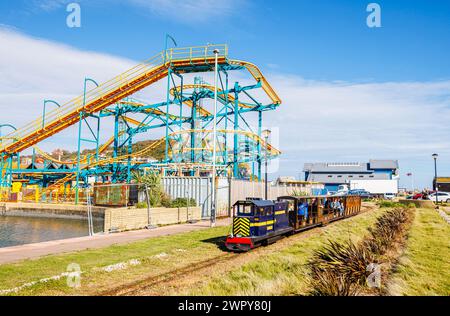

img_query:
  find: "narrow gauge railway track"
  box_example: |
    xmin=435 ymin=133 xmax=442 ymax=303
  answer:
xmin=100 ymin=252 xmax=240 ymax=296
xmin=100 ymin=203 xmax=375 ymax=296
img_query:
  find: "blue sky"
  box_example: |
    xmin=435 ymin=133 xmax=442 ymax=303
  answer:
xmin=0 ymin=0 xmax=449 ymax=188
xmin=2 ymin=0 xmax=449 ymax=81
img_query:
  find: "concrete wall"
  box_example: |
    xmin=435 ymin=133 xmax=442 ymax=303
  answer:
xmin=0 ymin=202 xmax=106 ymax=219
xmin=104 ymin=206 xmax=202 ymax=232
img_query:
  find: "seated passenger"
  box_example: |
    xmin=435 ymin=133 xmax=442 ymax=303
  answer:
xmin=336 ymin=199 xmax=344 ymax=216
xmin=298 ymin=199 xmax=309 ymax=219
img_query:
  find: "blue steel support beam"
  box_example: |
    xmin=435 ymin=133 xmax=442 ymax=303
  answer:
xmin=233 ymin=82 xmax=240 ymax=178
xmin=165 ymin=68 xmax=172 ymax=163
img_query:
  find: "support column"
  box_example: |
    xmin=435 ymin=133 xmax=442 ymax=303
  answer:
xmin=258 ymin=110 xmax=262 ymax=181
xmin=233 ymin=82 xmax=239 ymax=178
xmin=165 ymin=68 xmax=172 ymax=163
xmin=75 ymin=112 xmax=83 ymax=204
xmin=113 ymin=110 xmax=119 ymax=183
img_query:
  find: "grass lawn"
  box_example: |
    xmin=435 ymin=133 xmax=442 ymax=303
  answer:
xmin=0 ymin=226 xmax=230 ymax=296
xmin=183 ymin=207 xmax=387 ymax=296
xmin=3 ymin=205 xmax=446 ymax=296
xmin=387 ymin=208 xmax=450 ymax=296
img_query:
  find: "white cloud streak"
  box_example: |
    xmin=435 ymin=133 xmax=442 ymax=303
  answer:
xmin=266 ymin=74 xmax=450 ymax=187
xmin=126 ymin=0 xmax=242 ymax=22
xmin=29 ymin=0 xmax=243 ymax=23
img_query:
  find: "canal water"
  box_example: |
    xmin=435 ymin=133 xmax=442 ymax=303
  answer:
xmin=0 ymin=216 xmax=103 ymax=248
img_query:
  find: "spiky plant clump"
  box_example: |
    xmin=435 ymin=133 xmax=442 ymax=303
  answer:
xmin=309 ymin=240 xmax=374 ymax=285
xmin=308 ymin=207 xmax=414 ymax=296
xmin=309 ymin=269 xmax=361 ymax=296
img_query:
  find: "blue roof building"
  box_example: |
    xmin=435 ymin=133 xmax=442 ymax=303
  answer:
xmin=303 ymin=160 xmax=399 ymax=192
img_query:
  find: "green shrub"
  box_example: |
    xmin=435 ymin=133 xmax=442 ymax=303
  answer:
xmin=136 ymin=202 xmax=148 ymax=209
xmin=377 ymin=200 xmax=404 ymax=208
xmin=132 ymin=171 xmax=164 ymax=207
xmin=169 ymin=197 xmax=196 ymax=208
xmin=161 ymin=193 xmax=172 ymax=208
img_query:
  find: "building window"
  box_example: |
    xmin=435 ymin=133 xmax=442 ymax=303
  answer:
xmin=359 ymin=175 xmax=364 ymax=178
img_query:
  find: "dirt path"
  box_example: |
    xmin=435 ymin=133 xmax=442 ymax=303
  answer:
xmin=105 ymin=203 xmax=378 ymax=296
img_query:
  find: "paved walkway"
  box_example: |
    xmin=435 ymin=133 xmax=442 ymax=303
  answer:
xmin=0 ymin=218 xmax=231 ymax=265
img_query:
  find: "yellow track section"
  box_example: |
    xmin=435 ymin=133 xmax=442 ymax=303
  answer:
xmin=116 ymin=100 xmax=189 ymax=121
xmin=170 ymin=129 xmax=281 ymax=156
xmin=229 ymin=59 xmax=282 ymax=105
xmin=0 ymin=45 xmax=228 ymax=156
xmin=169 ymin=84 xmax=253 ymax=117
xmin=44 ymin=137 xmax=166 ymax=193
xmin=42 ymin=129 xmax=279 ymax=192
xmin=32 ymin=132 xmax=123 ymax=165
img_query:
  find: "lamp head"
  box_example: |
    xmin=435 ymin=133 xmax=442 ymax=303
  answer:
xmin=213 ymin=49 xmax=220 ymax=54
xmin=432 ymin=153 xmax=439 ymax=159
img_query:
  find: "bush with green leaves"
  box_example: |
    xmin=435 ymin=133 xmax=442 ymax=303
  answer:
xmin=169 ymin=197 xmax=196 ymax=208
xmin=132 ymin=171 xmax=166 ymax=207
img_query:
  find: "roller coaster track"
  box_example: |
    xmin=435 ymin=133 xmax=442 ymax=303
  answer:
xmin=169 ymin=84 xmax=253 ymax=118
xmin=43 ymin=136 xmax=167 ymax=192
xmin=32 ymin=132 xmax=123 ymax=166
xmin=0 ymin=45 xmax=281 ymax=158
xmin=116 ymin=100 xmax=190 ymax=121
xmin=229 ymin=59 xmax=281 ymax=105
xmin=41 ymin=128 xmax=280 ymax=192
xmin=0 ymin=45 xmax=228 ymax=156
xmin=170 ymin=129 xmax=281 ymax=156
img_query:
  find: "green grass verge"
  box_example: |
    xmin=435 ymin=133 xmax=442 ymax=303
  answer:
xmin=185 ymin=207 xmax=387 ymax=296
xmin=0 ymin=226 xmax=230 ymax=296
xmin=387 ymin=208 xmax=450 ymax=296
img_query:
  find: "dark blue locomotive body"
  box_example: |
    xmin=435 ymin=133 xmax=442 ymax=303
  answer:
xmin=225 ymin=199 xmax=292 ymax=251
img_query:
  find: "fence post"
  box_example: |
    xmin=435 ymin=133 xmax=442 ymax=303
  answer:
xmin=228 ymin=175 xmax=232 ymax=217
xmin=145 ymin=184 xmax=155 ymax=229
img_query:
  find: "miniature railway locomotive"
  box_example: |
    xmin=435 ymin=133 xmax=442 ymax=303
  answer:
xmin=225 ymin=195 xmax=362 ymax=251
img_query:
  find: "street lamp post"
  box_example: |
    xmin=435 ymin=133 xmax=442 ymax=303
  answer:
xmin=210 ymin=48 xmax=220 ymax=228
xmin=406 ymin=172 xmax=414 ymax=192
xmin=432 ymin=153 xmax=438 ymax=206
xmin=262 ymin=129 xmax=271 ymax=200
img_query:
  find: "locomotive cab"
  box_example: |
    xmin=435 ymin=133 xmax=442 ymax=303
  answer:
xmin=225 ymin=199 xmax=292 ymax=252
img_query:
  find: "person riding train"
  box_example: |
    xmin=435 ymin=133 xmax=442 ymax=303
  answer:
xmin=298 ymin=198 xmax=309 ymax=222
xmin=331 ymin=197 xmax=344 ymax=216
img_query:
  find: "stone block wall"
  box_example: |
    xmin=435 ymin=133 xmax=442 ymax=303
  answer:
xmin=104 ymin=206 xmax=202 ymax=232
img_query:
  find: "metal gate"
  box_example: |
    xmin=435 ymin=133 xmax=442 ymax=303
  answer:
xmin=161 ymin=177 xmax=231 ymax=219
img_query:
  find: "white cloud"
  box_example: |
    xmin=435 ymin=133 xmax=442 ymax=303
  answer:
xmin=28 ymin=0 xmax=243 ymax=23
xmin=265 ymin=74 xmax=450 ymax=188
xmin=31 ymin=0 xmax=71 ymax=12
xmin=126 ymin=0 xmax=243 ymax=23
xmin=0 ymin=27 xmax=135 ymax=151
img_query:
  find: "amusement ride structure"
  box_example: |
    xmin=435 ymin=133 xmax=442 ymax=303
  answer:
xmin=0 ymin=43 xmax=282 ymax=203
